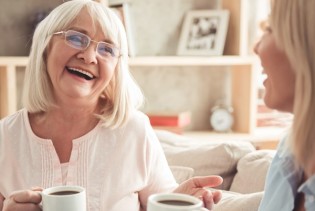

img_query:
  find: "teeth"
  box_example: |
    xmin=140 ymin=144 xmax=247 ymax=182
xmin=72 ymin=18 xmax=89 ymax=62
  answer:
xmin=67 ymin=67 xmax=94 ymax=78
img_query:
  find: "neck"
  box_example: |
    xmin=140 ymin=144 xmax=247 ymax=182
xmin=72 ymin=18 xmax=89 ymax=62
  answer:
xmin=29 ymin=101 xmax=102 ymax=140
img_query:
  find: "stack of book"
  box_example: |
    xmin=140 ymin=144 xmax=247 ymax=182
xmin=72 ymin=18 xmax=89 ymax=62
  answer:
xmin=146 ymin=111 xmax=191 ymax=134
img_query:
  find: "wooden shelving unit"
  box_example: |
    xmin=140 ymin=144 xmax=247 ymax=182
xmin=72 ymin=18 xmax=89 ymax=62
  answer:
xmin=0 ymin=57 xmax=28 ymax=119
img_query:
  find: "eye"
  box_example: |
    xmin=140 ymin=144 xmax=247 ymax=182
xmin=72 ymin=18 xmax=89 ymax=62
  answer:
xmin=66 ymin=34 xmax=89 ymax=48
xmin=98 ymin=43 xmax=116 ymax=57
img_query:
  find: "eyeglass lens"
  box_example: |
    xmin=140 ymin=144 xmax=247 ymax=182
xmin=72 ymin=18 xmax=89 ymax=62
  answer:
xmin=64 ymin=30 xmax=119 ymax=58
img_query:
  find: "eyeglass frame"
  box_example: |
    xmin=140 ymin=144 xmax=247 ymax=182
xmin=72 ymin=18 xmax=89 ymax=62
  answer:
xmin=53 ymin=30 xmax=122 ymax=59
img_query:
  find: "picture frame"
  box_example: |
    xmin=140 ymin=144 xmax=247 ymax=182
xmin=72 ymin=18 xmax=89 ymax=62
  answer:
xmin=177 ymin=10 xmax=230 ymax=56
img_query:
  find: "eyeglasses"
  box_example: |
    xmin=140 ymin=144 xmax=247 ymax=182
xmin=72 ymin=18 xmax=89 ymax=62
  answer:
xmin=53 ymin=30 xmax=121 ymax=58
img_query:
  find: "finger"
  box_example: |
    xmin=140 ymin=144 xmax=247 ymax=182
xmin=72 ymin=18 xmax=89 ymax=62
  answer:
xmin=192 ymin=176 xmax=223 ymax=188
xmin=31 ymin=187 xmax=43 ymax=192
xmin=4 ymin=202 xmax=42 ymax=211
xmin=12 ymin=190 xmax=42 ymax=204
xmin=202 ymin=191 xmax=214 ymax=210
xmin=212 ymin=190 xmax=222 ymax=204
xmin=193 ymin=189 xmax=214 ymax=210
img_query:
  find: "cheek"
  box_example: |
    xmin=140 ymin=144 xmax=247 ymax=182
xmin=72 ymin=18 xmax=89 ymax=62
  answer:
xmin=100 ymin=61 xmax=118 ymax=84
xmin=46 ymin=43 xmax=68 ymax=72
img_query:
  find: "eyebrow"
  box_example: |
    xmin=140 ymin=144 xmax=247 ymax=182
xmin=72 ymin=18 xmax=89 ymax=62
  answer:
xmin=67 ymin=27 xmax=115 ymax=44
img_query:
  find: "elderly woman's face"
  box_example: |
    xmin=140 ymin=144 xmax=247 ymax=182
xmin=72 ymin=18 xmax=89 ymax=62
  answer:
xmin=46 ymin=8 xmax=118 ymax=105
xmin=254 ymin=25 xmax=295 ymax=113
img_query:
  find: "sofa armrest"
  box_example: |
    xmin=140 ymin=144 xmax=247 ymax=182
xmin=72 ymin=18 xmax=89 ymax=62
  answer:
xmin=213 ymin=190 xmax=264 ymax=211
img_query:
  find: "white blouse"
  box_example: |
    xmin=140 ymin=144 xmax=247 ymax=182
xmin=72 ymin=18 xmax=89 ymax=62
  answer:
xmin=0 ymin=109 xmax=177 ymax=211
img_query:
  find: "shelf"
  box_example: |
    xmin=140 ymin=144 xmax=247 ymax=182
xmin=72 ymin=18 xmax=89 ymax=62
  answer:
xmin=0 ymin=57 xmax=28 ymax=66
xmin=183 ymin=127 xmax=285 ymax=150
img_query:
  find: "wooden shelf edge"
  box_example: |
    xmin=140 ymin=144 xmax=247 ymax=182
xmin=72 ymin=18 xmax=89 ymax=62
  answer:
xmin=0 ymin=57 xmax=28 ymax=66
xmin=0 ymin=56 xmax=257 ymax=68
xmin=129 ymin=56 xmax=256 ymax=66
xmin=183 ymin=127 xmax=285 ymax=149
xmin=183 ymin=127 xmax=285 ymax=141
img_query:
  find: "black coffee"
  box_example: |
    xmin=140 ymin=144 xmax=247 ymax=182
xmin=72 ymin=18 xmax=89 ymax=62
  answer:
xmin=49 ymin=191 xmax=80 ymax=195
xmin=158 ymin=200 xmax=194 ymax=206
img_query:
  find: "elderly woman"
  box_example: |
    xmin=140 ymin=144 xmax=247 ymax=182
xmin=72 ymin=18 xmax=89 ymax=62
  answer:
xmin=0 ymin=0 xmax=222 ymax=210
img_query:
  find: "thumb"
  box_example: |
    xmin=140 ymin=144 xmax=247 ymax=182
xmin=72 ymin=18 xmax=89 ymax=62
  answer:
xmin=191 ymin=175 xmax=223 ymax=188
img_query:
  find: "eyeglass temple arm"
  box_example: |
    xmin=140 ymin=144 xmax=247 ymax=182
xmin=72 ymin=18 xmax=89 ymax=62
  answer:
xmin=53 ymin=31 xmax=65 ymax=35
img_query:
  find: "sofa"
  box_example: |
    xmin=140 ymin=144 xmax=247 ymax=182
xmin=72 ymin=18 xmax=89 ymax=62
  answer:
xmin=155 ymin=129 xmax=277 ymax=211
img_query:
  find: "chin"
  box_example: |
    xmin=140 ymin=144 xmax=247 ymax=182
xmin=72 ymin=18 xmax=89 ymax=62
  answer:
xmin=263 ymin=96 xmax=278 ymax=110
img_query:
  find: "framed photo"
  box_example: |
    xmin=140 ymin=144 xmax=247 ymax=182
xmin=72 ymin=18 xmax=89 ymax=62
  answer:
xmin=177 ymin=10 xmax=229 ymax=56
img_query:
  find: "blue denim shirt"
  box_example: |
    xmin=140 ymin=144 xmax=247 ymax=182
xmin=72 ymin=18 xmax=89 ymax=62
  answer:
xmin=259 ymin=135 xmax=315 ymax=211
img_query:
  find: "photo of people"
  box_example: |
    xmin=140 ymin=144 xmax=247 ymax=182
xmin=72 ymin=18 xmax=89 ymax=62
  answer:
xmin=177 ymin=10 xmax=229 ymax=56
xmin=187 ymin=17 xmax=219 ymax=50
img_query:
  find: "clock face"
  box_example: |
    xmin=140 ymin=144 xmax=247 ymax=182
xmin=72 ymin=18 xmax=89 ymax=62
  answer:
xmin=210 ymin=108 xmax=234 ymax=132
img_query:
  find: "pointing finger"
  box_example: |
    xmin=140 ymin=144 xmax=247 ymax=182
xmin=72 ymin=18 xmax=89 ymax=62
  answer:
xmin=192 ymin=176 xmax=223 ymax=188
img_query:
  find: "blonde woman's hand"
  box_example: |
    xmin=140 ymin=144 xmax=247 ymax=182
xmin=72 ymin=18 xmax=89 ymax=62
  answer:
xmin=173 ymin=175 xmax=223 ymax=210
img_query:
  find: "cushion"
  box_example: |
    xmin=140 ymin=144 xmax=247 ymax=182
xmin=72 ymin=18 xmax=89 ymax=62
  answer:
xmin=169 ymin=165 xmax=194 ymax=184
xmin=230 ymin=150 xmax=276 ymax=194
xmin=155 ymin=129 xmax=255 ymax=190
xmin=213 ymin=190 xmax=263 ymax=211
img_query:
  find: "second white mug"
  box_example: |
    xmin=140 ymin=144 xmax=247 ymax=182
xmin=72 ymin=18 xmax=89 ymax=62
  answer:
xmin=147 ymin=193 xmax=207 ymax=211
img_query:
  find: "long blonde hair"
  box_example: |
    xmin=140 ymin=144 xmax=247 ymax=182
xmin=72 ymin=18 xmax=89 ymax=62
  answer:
xmin=23 ymin=0 xmax=143 ymax=129
xmin=271 ymin=0 xmax=315 ymax=174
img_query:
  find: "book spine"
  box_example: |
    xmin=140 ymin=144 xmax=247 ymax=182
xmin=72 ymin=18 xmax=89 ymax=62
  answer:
xmin=148 ymin=113 xmax=191 ymax=127
xmin=149 ymin=117 xmax=180 ymax=127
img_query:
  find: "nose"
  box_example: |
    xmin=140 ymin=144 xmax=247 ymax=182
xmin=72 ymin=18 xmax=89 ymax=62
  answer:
xmin=77 ymin=42 xmax=98 ymax=64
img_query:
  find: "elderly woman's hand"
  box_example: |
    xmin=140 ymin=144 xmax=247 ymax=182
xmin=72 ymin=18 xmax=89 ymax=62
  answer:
xmin=2 ymin=188 xmax=43 ymax=211
xmin=173 ymin=175 xmax=223 ymax=210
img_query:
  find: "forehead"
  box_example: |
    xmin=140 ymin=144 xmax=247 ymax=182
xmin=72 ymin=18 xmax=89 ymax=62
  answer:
xmin=69 ymin=8 xmax=102 ymax=37
xmin=58 ymin=6 xmax=120 ymax=46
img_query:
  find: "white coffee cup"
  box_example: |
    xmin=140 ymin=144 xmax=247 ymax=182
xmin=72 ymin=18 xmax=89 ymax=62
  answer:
xmin=148 ymin=193 xmax=208 ymax=211
xmin=41 ymin=185 xmax=86 ymax=211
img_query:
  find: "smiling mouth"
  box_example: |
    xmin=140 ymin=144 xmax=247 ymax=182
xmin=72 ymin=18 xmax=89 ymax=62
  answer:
xmin=66 ymin=67 xmax=95 ymax=80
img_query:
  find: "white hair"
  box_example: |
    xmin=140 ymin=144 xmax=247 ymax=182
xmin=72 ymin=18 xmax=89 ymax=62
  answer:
xmin=23 ymin=0 xmax=144 ymax=128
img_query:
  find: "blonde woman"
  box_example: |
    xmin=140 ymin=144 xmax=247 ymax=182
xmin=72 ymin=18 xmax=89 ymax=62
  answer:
xmin=0 ymin=0 xmax=222 ymax=210
xmin=254 ymin=0 xmax=315 ymax=210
